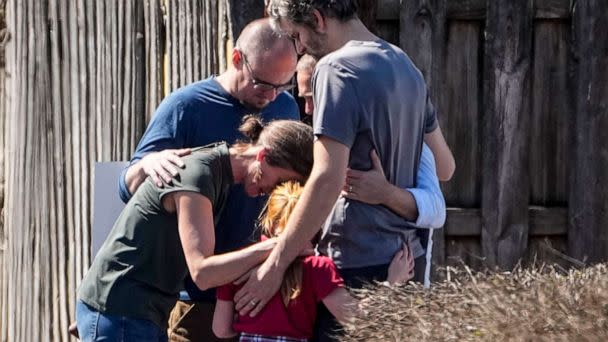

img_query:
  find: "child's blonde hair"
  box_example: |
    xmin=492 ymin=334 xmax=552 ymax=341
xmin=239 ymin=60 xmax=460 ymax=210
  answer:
xmin=259 ymin=181 xmax=304 ymax=306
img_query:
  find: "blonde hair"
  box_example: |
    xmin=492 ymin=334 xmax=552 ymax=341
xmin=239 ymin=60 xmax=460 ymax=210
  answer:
xmin=259 ymin=181 xmax=304 ymax=306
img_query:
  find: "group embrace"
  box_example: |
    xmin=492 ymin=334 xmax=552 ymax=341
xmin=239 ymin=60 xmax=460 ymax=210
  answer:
xmin=75 ymin=1 xmax=455 ymax=341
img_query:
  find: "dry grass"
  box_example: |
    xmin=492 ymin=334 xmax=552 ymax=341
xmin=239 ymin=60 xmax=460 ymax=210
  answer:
xmin=343 ymin=263 xmax=608 ymax=341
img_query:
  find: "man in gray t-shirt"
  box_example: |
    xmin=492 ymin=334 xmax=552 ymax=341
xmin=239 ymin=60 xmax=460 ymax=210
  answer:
xmin=235 ymin=3 xmax=452 ymax=338
xmin=313 ymin=40 xmax=437 ymax=270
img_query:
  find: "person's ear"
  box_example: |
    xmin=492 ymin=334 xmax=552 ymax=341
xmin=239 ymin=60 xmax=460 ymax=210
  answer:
xmin=232 ymin=48 xmax=244 ymax=69
xmin=311 ymin=9 xmax=326 ymax=33
xmin=256 ymin=147 xmax=268 ymax=162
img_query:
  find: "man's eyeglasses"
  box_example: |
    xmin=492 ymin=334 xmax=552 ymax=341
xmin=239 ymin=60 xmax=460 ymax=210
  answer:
xmin=242 ymin=53 xmax=295 ymax=93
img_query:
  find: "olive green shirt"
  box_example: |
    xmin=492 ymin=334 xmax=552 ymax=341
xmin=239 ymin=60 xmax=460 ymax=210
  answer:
xmin=78 ymin=142 xmax=233 ymax=329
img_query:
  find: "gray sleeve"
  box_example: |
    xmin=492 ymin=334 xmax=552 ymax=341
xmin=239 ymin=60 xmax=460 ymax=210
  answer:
xmin=158 ymin=159 xmax=216 ymax=205
xmin=424 ymin=91 xmax=439 ymax=133
xmin=312 ymin=62 xmax=360 ymax=148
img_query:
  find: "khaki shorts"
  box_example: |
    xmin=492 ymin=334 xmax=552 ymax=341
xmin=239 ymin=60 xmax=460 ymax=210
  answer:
xmin=167 ymin=300 xmax=238 ymax=342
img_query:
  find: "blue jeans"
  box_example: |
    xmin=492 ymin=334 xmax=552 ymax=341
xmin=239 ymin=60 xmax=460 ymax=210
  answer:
xmin=76 ymin=300 xmax=167 ymax=342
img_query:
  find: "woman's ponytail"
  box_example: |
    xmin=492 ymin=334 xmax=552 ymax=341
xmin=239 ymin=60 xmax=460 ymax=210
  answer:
xmin=238 ymin=115 xmax=265 ymax=143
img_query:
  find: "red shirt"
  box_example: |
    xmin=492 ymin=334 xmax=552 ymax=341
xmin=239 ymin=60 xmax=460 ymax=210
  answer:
xmin=216 ymin=256 xmax=344 ymax=339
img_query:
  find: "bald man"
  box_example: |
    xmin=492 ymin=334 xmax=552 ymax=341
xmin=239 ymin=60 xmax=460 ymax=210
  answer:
xmin=118 ymin=19 xmax=298 ymax=342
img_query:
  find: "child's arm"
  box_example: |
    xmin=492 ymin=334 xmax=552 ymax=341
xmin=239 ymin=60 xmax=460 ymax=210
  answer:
xmin=212 ymin=299 xmax=238 ymax=339
xmin=322 ymin=288 xmax=359 ymax=325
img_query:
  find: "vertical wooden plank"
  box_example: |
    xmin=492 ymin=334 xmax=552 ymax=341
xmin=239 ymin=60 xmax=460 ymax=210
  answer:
xmin=68 ymin=0 xmax=83 ymax=337
xmin=569 ymin=0 xmax=608 ymax=263
xmin=440 ymin=20 xmax=483 ymax=272
xmin=205 ymin=0 xmax=220 ymax=76
xmin=218 ymin=0 xmax=229 ymax=73
xmin=191 ymin=0 xmax=201 ymax=80
xmin=5 ymin=0 xmax=17 ymax=340
xmin=177 ymin=0 xmax=186 ymax=87
xmin=3 ymin=0 xmax=18 ymax=339
xmin=73 ymin=2 xmax=88 ymax=338
xmin=184 ymin=0 xmax=193 ymax=84
xmin=47 ymin=1 xmax=63 ymax=339
xmin=374 ymin=20 xmax=399 ymax=46
xmin=167 ymin=0 xmax=176 ymax=90
xmin=210 ymin=0 xmax=220 ymax=74
xmin=441 ymin=21 xmax=482 ymax=208
xmin=0 ymin=0 xmax=8 ymax=338
xmin=400 ymin=0 xmax=446 ymax=84
xmin=529 ymin=21 xmax=571 ymax=205
xmin=10 ymin=4 xmax=21 ymax=326
xmin=122 ymin=0 xmax=133 ymax=157
xmin=400 ymin=0 xmax=448 ymax=278
xmin=126 ymin=0 xmax=146 ymax=156
xmin=228 ymin=0 xmax=264 ymax=39
xmin=95 ymin=0 xmax=105 ymax=160
xmin=144 ymin=0 xmax=160 ymax=122
xmin=358 ymin=0 xmax=378 ymax=34
xmin=117 ymin=0 xmax=127 ymax=156
xmin=481 ymin=0 xmax=533 ymax=269
xmin=31 ymin=1 xmax=43 ymax=338
xmin=201 ymin=0 xmax=209 ymax=77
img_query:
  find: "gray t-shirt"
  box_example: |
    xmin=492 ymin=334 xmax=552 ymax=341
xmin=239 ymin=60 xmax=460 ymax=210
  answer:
xmin=78 ymin=143 xmax=233 ymax=328
xmin=313 ymin=40 xmax=438 ymax=269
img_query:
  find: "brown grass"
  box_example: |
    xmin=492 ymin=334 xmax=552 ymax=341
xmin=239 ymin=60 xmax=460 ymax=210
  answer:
xmin=343 ymin=263 xmax=608 ymax=341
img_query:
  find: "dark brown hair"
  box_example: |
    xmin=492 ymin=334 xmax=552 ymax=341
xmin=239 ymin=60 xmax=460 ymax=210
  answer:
xmin=238 ymin=115 xmax=314 ymax=179
xmin=267 ymin=0 xmax=359 ymax=29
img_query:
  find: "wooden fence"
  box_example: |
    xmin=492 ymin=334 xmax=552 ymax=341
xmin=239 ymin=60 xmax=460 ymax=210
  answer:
xmin=363 ymin=0 xmax=608 ymax=272
xmin=0 ymin=1 xmax=263 ymax=340
xmin=0 ymin=0 xmax=606 ymax=341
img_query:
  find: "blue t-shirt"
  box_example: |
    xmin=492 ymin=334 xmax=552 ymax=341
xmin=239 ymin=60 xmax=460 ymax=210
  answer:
xmin=118 ymin=77 xmax=299 ymax=300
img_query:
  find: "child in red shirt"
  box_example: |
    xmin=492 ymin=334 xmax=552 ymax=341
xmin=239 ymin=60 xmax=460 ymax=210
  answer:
xmin=212 ymin=181 xmax=414 ymax=341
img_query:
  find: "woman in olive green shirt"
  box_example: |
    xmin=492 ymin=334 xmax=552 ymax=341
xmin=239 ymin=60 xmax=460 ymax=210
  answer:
xmin=76 ymin=117 xmax=313 ymax=342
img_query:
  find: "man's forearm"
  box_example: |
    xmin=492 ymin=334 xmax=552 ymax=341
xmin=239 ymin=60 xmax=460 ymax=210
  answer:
xmin=124 ymin=162 xmax=146 ymax=196
xmin=382 ymin=184 xmax=419 ymax=221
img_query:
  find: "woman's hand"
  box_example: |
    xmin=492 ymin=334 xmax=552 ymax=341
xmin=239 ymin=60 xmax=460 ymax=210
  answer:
xmin=387 ymin=244 xmax=415 ymax=284
xmin=342 ymin=149 xmax=389 ymax=205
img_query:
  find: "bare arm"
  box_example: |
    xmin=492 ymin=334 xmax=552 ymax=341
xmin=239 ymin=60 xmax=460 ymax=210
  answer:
xmin=174 ymin=191 xmax=276 ymax=291
xmin=424 ymin=125 xmax=455 ymax=181
xmin=212 ymin=300 xmax=238 ymax=339
xmin=343 ymin=149 xmax=418 ymax=221
xmin=345 ymin=145 xmax=446 ymax=228
xmin=322 ymin=288 xmax=358 ymax=325
xmin=233 ymin=137 xmax=349 ymax=316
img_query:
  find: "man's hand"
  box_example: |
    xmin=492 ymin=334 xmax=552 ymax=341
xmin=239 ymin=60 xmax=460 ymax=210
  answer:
xmin=386 ymin=243 xmax=415 ymax=284
xmin=343 ymin=149 xmax=389 ymax=204
xmin=139 ymin=148 xmax=191 ymax=187
xmin=233 ymin=261 xmax=285 ymax=317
